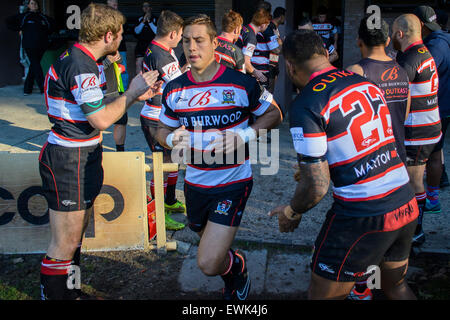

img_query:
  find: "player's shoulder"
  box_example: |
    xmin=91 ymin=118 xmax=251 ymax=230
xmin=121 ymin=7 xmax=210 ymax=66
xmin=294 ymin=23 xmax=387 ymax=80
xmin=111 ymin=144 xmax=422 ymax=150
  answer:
xmin=221 ymin=67 xmax=258 ymax=90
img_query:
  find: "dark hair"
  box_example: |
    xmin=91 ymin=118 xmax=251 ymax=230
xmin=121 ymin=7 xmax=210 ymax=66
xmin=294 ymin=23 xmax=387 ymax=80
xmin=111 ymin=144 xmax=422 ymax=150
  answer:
xmin=273 ymin=7 xmax=286 ymax=19
xmin=317 ymin=6 xmax=328 ymax=15
xmin=157 ymin=10 xmax=184 ymax=37
xmin=298 ymin=17 xmax=312 ymax=27
xmin=358 ymin=16 xmax=389 ymax=47
xmin=282 ymin=29 xmax=327 ymax=67
xmin=256 ymin=1 xmax=272 ymax=13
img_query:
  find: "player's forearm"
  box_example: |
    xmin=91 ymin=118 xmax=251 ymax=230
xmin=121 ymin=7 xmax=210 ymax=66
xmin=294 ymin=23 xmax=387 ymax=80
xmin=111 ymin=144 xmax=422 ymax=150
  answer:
xmin=89 ymin=92 xmax=136 ymax=131
xmin=244 ymin=56 xmax=254 ymax=74
xmin=156 ymin=125 xmax=175 ymax=149
xmin=251 ymin=104 xmax=283 ymax=134
xmin=290 ymin=161 xmax=330 ymax=213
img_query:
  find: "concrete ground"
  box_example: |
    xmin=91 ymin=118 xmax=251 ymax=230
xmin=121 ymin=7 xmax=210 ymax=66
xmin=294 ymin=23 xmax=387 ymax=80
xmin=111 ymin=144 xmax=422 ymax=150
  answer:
xmin=1 ymin=84 xmax=449 ymax=297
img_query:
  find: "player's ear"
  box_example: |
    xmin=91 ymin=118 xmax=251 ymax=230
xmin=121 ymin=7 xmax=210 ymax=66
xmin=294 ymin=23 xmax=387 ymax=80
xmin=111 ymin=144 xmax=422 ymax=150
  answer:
xmin=212 ymin=36 xmax=218 ymax=49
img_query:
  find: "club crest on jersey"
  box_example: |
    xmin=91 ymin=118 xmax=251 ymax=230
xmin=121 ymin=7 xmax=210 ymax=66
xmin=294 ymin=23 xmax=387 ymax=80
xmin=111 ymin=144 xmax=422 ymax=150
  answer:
xmin=215 ymin=200 xmax=232 ymax=215
xmin=222 ymin=89 xmax=235 ymax=104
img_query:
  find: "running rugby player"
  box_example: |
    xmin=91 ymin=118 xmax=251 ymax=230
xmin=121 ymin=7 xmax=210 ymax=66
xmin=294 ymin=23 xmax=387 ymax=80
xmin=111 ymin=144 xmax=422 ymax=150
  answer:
xmin=270 ymin=30 xmax=418 ymax=300
xmin=140 ymin=10 xmax=186 ymax=227
xmin=156 ymin=14 xmax=282 ymax=300
xmin=393 ymin=14 xmax=441 ymax=246
xmin=39 ymin=3 xmax=160 ymax=299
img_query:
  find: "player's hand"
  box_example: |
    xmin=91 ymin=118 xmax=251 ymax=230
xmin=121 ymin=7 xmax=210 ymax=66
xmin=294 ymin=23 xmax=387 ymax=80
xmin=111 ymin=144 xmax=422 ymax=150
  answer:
xmin=107 ymin=51 xmax=121 ymax=64
xmin=128 ymin=70 xmax=159 ymax=101
xmin=208 ymin=131 xmax=245 ymax=155
xmin=171 ymin=125 xmax=191 ymax=148
xmin=253 ymin=69 xmax=268 ymax=83
xmin=268 ymin=205 xmax=302 ymax=233
xmin=137 ymin=80 xmax=163 ymax=101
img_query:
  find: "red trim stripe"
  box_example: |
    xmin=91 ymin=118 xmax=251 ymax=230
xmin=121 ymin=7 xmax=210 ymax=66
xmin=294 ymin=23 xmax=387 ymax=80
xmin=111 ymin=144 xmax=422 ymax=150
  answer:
xmin=309 ymin=66 xmax=337 ymax=81
xmin=185 ymin=177 xmax=252 ymax=189
xmin=39 ymin=160 xmax=60 ymax=210
xmin=404 ymin=40 xmax=423 ymax=52
xmin=333 ymin=185 xmax=402 ymax=202
xmin=48 ymin=114 xmax=88 ymax=124
xmin=187 ymin=65 xmax=226 ymax=85
xmin=74 ymin=43 xmax=96 ymax=61
xmin=404 ymin=120 xmax=440 ymax=128
xmin=165 ymin=83 xmax=246 ymax=99
xmin=355 ymin=162 xmax=404 ymax=185
xmin=51 ymin=130 xmax=100 ymax=142
xmin=329 ymin=138 xmax=396 ymax=168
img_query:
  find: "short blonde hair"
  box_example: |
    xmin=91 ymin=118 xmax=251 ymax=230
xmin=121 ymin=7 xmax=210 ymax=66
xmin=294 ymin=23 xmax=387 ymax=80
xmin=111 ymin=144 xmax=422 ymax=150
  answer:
xmin=79 ymin=3 xmax=126 ymax=43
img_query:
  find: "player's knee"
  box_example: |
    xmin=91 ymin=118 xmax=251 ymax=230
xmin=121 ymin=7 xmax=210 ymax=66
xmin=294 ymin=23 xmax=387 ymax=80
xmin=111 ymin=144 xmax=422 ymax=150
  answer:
xmin=197 ymin=254 xmax=222 ymax=276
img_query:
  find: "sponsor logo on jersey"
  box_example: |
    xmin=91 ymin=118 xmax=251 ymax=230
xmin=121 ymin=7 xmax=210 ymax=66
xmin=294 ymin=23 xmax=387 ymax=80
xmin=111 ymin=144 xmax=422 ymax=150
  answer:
xmin=222 ymin=89 xmax=235 ymax=104
xmin=215 ymin=200 xmax=232 ymax=215
xmin=381 ymin=66 xmax=399 ymax=81
xmin=188 ymin=89 xmax=218 ymax=107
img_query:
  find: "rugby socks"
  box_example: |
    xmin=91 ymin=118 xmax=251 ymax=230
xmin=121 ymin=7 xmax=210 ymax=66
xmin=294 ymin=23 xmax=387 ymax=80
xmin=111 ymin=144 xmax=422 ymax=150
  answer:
xmin=150 ymin=179 xmax=167 ymax=199
xmin=426 ymin=185 xmax=439 ymax=206
xmin=40 ymin=256 xmax=72 ymax=300
xmin=220 ymin=249 xmax=236 ymax=288
xmin=354 ymin=280 xmax=368 ymax=294
xmin=70 ymin=242 xmax=82 ymax=297
xmin=165 ymin=172 xmax=179 ymax=206
xmin=116 ymin=144 xmax=125 ymax=152
xmin=415 ymin=192 xmax=426 ymax=232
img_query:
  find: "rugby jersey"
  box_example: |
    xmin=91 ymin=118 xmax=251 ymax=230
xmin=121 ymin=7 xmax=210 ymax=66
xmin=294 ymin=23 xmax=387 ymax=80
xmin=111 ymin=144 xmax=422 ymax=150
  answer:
xmin=160 ymin=64 xmax=273 ymax=193
xmin=289 ymin=66 xmax=414 ymax=217
xmin=252 ymin=22 xmax=279 ymax=73
xmin=396 ymin=40 xmax=441 ymax=145
xmin=215 ymin=36 xmax=245 ymax=73
xmin=44 ymin=43 xmax=106 ymax=147
xmin=141 ymin=40 xmax=183 ymax=122
xmin=312 ymin=20 xmax=337 ymax=48
xmin=358 ymin=58 xmax=410 ymax=163
xmin=236 ymin=24 xmax=257 ymax=59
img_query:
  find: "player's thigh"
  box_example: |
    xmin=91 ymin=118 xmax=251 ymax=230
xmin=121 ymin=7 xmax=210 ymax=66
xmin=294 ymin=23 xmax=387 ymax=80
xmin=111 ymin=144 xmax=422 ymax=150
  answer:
xmin=380 ymin=259 xmax=410 ymax=288
xmin=49 ymin=208 xmax=88 ymax=245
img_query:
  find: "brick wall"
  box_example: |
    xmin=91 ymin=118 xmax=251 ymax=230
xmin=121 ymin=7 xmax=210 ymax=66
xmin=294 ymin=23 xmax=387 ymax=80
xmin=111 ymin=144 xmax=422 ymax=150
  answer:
xmin=342 ymin=0 xmax=366 ymax=68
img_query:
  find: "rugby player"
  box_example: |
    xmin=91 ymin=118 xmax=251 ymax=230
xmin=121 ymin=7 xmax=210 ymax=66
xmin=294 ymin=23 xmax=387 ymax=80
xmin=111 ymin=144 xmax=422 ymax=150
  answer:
xmin=346 ymin=16 xmax=411 ymax=300
xmin=270 ymin=29 xmax=418 ymax=300
xmin=39 ymin=3 xmax=160 ymax=299
xmin=347 ymin=17 xmax=410 ymax=165
xmin=215 ymin=10 xmax=245 ymax=73
xmin=414 ymin=5 xmax=450 ymax=211
xmin=312 ymin=6 xmax=338 ymax=60
xmin=235 ymin=8 xmax=271 ymax=84
xmin=298 ymin=17 xmax=338 ymax=63
xmin=140 ymin=10 xmax=186 ymax=228
xmin=393 ymin=14 xmax=441 ymax=246
xmin=156 ymin=14 xmax=282 ymax=300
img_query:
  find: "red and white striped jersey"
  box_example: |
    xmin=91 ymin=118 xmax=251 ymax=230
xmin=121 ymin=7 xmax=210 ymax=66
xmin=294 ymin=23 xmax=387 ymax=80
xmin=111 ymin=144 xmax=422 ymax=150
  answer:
xmin=160 ymin=64 xmax=273 ymax=193
xmin=44 ymin=43 xmax=106 ymax=147
xmin=289 ymin=66 xmax=414 ymax=217
xmin=396 ymin=40 xmax=441 ymax=146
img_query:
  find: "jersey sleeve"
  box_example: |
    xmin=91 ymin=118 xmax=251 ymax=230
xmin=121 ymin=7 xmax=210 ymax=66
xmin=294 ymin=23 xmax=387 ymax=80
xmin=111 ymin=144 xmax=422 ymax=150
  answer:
xmin=242 ymin=32 xmax=257 ymax=58
xmin=396 ymin=55 xmax=416 ymax=82
xmin=247 ymin=77 xmax=273 ymax=116
xmin=235 ymin=47 xmax=246 ymax=73
xmin=265 ymin=28 xmax=279 ymax=51
xmin=159 ymin=84 xmax=181 ymax=128
xmin=289 ymin=98 xmax=327 ymax=158
xmin=67 ymin=63 xmax=105 ymax=116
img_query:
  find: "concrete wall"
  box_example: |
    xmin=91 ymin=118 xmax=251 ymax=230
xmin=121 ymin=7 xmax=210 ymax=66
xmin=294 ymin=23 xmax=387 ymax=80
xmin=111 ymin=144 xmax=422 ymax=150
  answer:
xmin=342 ymin=0 xmax=366 ymax=68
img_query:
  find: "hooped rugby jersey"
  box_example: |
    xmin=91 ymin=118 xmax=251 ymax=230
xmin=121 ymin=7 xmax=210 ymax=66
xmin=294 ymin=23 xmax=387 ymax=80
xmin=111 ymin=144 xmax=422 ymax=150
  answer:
xmin=215 ymin=36 xmax=245 ymax=73
xmin=44 ymin=43 xmax=106 ymax=147
xmin=312 ymin=20 xmax=337 ymax=48
xmin=236 ymin=24 xmax=258 ymax=59
xmin=141 ymin=40 xmax=183 ymax=122
xmin=396 ymin=40 xmax=441 ymax=146
xmin=289 ymin=66 xmax=414 ymax=217
xmin=252 ymin=22 xmax=280 ymax=73
xmin=160 ymin=64 xmax=273 ymax=193
xmin=358 ymin=58 xmax=410 ymax=163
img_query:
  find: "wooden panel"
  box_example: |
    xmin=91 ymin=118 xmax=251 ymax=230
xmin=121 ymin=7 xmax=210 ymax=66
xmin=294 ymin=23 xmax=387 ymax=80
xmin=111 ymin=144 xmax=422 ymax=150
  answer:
xmin=0 ymin=152 xmax=149 ymax=254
